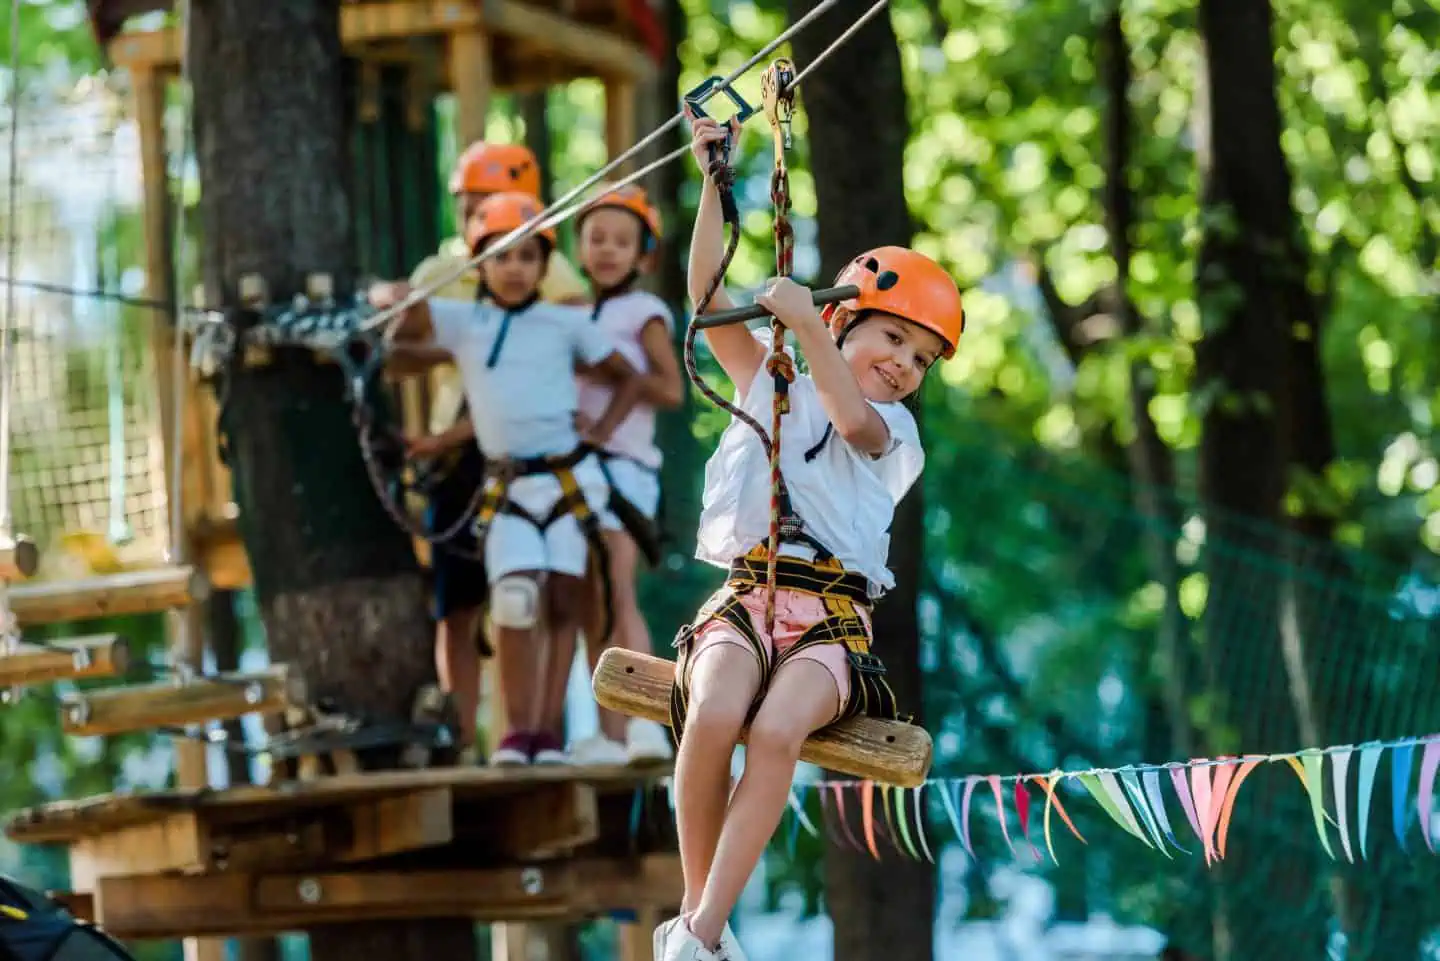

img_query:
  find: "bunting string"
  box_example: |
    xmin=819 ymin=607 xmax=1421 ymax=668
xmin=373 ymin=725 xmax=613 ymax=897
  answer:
xmin=646 ymin=733 xmax=1440 ymax=866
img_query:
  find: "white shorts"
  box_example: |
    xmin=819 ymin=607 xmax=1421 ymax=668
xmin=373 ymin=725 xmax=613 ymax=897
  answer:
xmin=483 ymin=454 xmax=609 ymax=581
xmin=598 ymin=456 xmax=662 ymax=532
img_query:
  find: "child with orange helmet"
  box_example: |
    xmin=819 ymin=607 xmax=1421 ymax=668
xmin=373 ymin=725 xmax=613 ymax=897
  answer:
xmin=376 ymin=191 xmax=644 ymax=767
xmin=566 ymin=184 xmax=684 ymax=767
xmin=404 ymin=141 xmax=589 ymax=763
xmin=654 ymin=114 xmax=965 ymax=961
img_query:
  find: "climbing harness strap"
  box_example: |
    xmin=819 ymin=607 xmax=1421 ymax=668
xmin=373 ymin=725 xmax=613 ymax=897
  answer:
xmin=472 ymin=445 xmax=616 ymax=645
xmin=668 ymin=545 xmax=903 ymax=745
xmin=593 ymin=452 xmax=665 ymax=568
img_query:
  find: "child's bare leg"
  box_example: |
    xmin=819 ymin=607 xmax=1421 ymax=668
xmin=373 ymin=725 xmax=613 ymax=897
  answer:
xmin=435 ymin=606 xmax=482 ymax=747
xmin=490 ymin=571 xmax=546 ymax=736
xmin=542 ymin=572 xmax=585 ymax=736
xmin=675 ymin=642 xmax=761 ymax=914
xmin=689 ymin=659 xmax=839 ymax=946
xmin=584 ymin=530 xmax=644 ymax=742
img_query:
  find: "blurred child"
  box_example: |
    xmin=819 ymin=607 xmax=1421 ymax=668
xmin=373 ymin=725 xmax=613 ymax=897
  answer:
xmin=376 ymin=191 xmax=643 ymax=766
xmin=654 ymin=112 xmax=966 ymax=961
xmin=566 ymin=184 xmax=684 ymax=766
xmin=405 ymin=141 xmax=589 ymax=758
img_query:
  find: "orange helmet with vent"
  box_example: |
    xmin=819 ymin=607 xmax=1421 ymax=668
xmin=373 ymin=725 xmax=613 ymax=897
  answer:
xmin=466 ymin=191 xmax=556 ymax=254
xmin=820 ymin=247 xmax=965 ymax=357
xmin=449 ymin=142 xmax=542 ymax=198
xmin=577 ymin=183 xmax=663 ymax=251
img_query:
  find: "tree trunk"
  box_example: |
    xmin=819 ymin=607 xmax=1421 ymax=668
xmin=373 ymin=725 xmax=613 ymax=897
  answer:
xmin=519 ymin=92 xmax=554 ymax=204
xmin=188 ymin=3 xmax=476 ymax=959
xmin=1193 ymin=1 xmax=1332 ymax=957
xmin=786 ymin=3 xmax=933 ymax=959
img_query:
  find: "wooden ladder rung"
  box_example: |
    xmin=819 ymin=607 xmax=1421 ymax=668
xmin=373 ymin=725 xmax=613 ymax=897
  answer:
xmin=60 ymin=663 xmax=306 ymax=737
xmin=0 ymin=634 xmax=129 ymax=686
xmin=592 ymin=649 xmax=933 ymax=788
xmin=7 ymin=565 xmax=204 ymax=626
xmin=0 ymin=533 xmax=39 ymax=581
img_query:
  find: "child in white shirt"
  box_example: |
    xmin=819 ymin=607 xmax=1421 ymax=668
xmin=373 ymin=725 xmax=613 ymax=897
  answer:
xmin=373 ymin=191 xmax=643 ymax=767
xmin=655 ymin=113 xmax=967 ymax=961
xmin=570 ymin=184 xmax=684 ymax=767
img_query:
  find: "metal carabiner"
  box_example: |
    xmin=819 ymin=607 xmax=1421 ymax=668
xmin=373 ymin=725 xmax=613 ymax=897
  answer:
xmin=760 ymin=58 xmax=797 ymax=155
xmin=683 ymin=75 xmax=758 ymax=163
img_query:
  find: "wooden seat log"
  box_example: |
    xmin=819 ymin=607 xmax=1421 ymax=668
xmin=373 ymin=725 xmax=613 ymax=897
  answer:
xmin=60 ymin=663 xmax=305 ymax=737
xmin=592 ymin=649 xmax=933 ymax=788
xmin=0 ymin=533 xmax=40 ymax=581
xmin=0 ymin=634 xmax=129 ymax=686
xmin=7 ymin=565 xmax=204 ymax=626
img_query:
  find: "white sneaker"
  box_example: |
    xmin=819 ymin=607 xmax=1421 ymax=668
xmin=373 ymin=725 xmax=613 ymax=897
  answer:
xmin=718 ymin=923 xmax=747 ymax=961
xmin=654 ymin=916 xmax=723 ymax=961
xmin=569 ymin=735 xmax=630 ymax=766
xmin=626 ymin=717 xmax=675 ymax=765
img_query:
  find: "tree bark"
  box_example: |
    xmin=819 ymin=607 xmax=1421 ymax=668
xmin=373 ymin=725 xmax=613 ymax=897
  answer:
xmin=188 ymin=3 xmax=475 ymax=959
xmin=786 ymin=3 xmax=933 ymax=959
xmin=1193 ymin=1 xmax=1331 ymax=957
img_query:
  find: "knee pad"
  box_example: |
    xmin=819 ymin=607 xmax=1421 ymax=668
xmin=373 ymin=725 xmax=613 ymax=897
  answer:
xmin=490 ymin=576 xmax=540 ymax=629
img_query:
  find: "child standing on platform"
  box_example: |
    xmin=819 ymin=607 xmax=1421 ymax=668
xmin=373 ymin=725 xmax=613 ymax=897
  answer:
xmin=654 ymin=114 xmax=966 ymax=961
xmin=376 ymin=191 xmax=643 ymax=767
xmin=405 ymin=141 xmax=589 ymax=759
xmin=567 ymin=184 xmax=683 ymax=767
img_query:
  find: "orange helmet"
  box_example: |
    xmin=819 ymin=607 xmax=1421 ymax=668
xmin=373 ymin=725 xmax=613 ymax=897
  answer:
xmin=466 ymin=191 xmax=556 ymax=254
xmin=577 ymin=183 xmax=663 ymax=251
xmin=449 ymin=141 xmax=542 ymax=198
xmin=820 ymin=247 xmax=965 ymax=357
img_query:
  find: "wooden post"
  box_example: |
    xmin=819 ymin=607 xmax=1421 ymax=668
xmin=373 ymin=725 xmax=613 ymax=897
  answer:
xmin=448 ymin=27 xmax=493 ymax=146
xmin=131 ymin=64 xmax=225 ymax=961
xmin=603 ymin=78 xmax=637 ymax=176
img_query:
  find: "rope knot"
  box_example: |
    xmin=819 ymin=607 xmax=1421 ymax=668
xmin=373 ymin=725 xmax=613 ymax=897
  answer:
xmin=766 ymin=350 xmax=795 ymax=383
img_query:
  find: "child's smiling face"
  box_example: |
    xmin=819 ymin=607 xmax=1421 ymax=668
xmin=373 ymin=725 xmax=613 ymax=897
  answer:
xmin=477 ymin=235 xmax=548 ymax=305
xmin=579 ymin=207 xmax=646 ymax=289
xmin=838 ymin=311 xmax=945 ymax=403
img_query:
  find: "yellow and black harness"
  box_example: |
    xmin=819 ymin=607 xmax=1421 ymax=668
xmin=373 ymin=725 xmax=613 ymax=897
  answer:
xmin=668 ymin=497 xmax=903 ymax=745
xmin=472 ymin=443 xmax=614 ymax=643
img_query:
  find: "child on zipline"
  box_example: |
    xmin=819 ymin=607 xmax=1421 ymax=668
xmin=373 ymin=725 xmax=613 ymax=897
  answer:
xmin=405 ymin=140 xmax=589 ymax=760
xmin=568 ymin=184 xmax=683 ymax=766
xmin=374 ymin=191 xmax=643 ymax=766
xmin=656 ymin=113 xmax=965 ymax=961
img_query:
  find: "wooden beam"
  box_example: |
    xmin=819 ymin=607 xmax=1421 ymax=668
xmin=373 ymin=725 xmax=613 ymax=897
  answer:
xmin=603 ymin=77 xmax=637 ymax=173
xmin=4 ymin=765 xmax=666 ymax=844
xmin=448 ymin=25 xmax=493 ymax=145
xmin=69 ymin=812 xmax=210 ymax=890
xmin=104 ymin=0 xmax=654 ymax=82
xmin=593 ymin=649 xmax=933 ymax=788
xmin=478 ymin=782 xmax=598 ymax=858
xmin=0 ymin=533 xmax=39 ymax=581
xmin=0 ymin=634 xmax=129 ymax=686
xmin=60 ymin=663 xmax=305 ymax=737
xmin=92 ymin=855 xmax=683 ymax=940
xmin=8 ymin=565 xmax=203 ymax=626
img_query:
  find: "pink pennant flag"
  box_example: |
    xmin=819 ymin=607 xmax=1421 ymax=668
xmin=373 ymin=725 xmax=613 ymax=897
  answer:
xmin=1170 ymin=765 xmax=1204 ymax=845
xmin=959 ymin=776 xmax=979 ymax=856
xmin=988 ymin=775 xmax=1015 ymax=855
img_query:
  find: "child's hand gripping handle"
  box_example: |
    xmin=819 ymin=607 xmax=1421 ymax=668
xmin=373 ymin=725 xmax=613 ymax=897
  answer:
xmin=692 ymin=285 xmax=860 ymax=329
xmin=684 ymin=76 xmax=755 ymax=224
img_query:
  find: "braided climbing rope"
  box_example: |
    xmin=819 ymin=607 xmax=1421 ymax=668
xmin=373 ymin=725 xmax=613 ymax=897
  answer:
xmin=760 ymin=59 xmax=798 ymax=637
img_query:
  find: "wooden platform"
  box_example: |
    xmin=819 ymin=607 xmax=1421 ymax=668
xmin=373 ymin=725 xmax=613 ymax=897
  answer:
xmin=6 ymin=764 xmax=677 ymax=939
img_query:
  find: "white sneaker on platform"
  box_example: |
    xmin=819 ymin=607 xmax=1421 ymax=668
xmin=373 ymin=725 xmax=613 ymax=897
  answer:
xmin=718 ymin=923 xmax=747 ymax=961
xmin=569 ymin=735 xmax=630 ymax=766
xmin=626 ymin=717 xmax=675 ymax=764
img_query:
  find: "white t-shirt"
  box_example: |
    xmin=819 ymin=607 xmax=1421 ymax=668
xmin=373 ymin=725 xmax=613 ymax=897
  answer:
xmin=428 ymin=297 xmax=615 ymax=459
xmin=576 ymin=290 xmax=674 ymax=470
xmin=695 ymin=334 xmax=924 ymax=595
